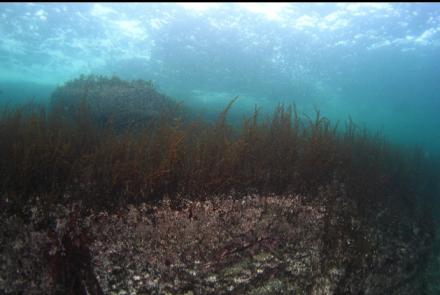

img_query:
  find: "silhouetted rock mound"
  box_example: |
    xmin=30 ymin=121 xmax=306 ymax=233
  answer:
xmin=51 ymin=75 xmax=181 ymax=129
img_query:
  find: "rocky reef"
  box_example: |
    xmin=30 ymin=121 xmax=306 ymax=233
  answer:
xmin=0 ymin=194 xmax=433 ymax=294
xmin=0 ymin=76 xmax=438 ymax=294
xmin=50 ymin=75 xmax=181 ymax=130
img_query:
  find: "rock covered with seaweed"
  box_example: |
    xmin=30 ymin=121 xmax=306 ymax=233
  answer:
xmin=0 ymin=76 xmax=439 ymax=294
xmin=50 ymin=75 xmax=182 ymax=130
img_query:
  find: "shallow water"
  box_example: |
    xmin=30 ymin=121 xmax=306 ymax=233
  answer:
xmin=1 ymin=3 xmax=440 ymax=152
xmin=1 ymin=3 xmax=440 ymax=293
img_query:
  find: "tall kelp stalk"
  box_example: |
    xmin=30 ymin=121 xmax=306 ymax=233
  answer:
xmin=0 ymin=96 xmax=438 ymax=224
xmin=1 ymin=93 xmax=439 ymax=294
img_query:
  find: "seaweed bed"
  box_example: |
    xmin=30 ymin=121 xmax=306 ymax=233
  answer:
xmin=1 ymin=75 xmax=439 ymax=294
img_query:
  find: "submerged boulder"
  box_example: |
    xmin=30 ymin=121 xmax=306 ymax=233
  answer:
xmin=51 ymin=75 xmax=181 ymax=129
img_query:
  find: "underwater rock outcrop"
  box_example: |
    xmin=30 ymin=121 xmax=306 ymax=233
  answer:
xmin=1 ymin=83 xmax=438 ymax=294
xmin=0 ymin=195 xmax=433 ymax=294
xmin=51 ymin=75 xmax=181 ymax=130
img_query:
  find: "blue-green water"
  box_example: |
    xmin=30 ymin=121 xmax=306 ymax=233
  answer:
xmin=1 ymin=3 xmax=440 ymax=293
xmin=0 ymin=2 xmax=439 ymax=152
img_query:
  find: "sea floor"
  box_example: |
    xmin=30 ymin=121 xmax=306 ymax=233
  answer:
xmin=0 ymin=195 xmax=433 ymax=294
